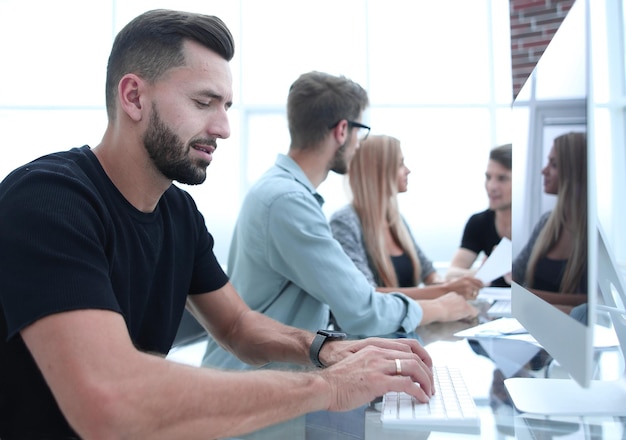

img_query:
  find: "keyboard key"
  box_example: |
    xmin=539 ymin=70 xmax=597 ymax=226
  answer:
xmin=380 ymin=365 xmax=481 ymax=433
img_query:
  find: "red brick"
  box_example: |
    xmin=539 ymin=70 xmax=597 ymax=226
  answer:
xmin=509 ymin=0 xmax=576 ymax=98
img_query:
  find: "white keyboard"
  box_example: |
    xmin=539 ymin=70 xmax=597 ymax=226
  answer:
xmin=380 ymin=365 xmax=481 ymax=433
xmin=487 ymin=299 xmax=512 ymax=318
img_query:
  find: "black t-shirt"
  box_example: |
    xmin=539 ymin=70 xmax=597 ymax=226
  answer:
xmin=460 ymin=209 xmax=508 ymax=287
xmin=0 ymin=146 xmax=229 ymax=438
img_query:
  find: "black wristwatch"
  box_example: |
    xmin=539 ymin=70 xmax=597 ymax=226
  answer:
xmin=309 ymin=329 xmax=347 ymax=368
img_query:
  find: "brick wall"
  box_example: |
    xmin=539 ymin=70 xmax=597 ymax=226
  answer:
xmin=509 ymin=0 xmax=576 ymax=98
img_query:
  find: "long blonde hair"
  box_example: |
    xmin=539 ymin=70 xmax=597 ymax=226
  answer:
xmin=526 ymin=132 xmax=587 ymax=293
xmin=349 ymin=135 xmax=421 ymax=287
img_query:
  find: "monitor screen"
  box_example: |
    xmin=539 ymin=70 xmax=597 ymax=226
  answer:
xmin=510 ymin=0 xmax=590 ymax=386
xmin=589 ymin=0 xmax=626 ymax=376
xmin=505 ymin=0 xmax=626 ymax=416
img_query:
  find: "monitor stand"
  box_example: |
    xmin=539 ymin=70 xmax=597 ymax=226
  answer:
xmin=506 ymin=226 xmax=626 ymax=416
xmin=506 ymin=320 xmax=626 ymax=416
xmin=504 ymin=376 xmax=626 ymax=416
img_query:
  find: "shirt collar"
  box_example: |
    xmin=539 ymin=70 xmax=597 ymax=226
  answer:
xmin=275 ymin=154 xmax=325 ymax=207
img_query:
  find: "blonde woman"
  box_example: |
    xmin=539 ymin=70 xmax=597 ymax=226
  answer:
xmin=512 ymin=132 xmax=587 ymax=310
xmin=330 ymin=135 xmax=482 ymax=320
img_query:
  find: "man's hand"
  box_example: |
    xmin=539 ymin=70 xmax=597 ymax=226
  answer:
xmin=319 ymin=336 xmax=432 ymax=372
xmin=419 ymin=292 xmax=479 ymax=325
xmin=318 ymin=344 xmax=434 ymax=411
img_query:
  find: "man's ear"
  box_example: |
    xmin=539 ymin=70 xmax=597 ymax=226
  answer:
xmin=330 ymin=119 xmax=349 ymax=147
xmin=118 ymin=74 xmax=146 ymax=122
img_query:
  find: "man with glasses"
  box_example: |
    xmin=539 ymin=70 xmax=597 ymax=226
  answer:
xmin=203 ymin=71 xmax=469 ymax=370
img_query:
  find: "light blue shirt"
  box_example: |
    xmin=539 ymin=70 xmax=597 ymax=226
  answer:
xmin=202 ymin=154 xmax=423 ymax=370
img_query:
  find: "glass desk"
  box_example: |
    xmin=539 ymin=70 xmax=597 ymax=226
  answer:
xmin=168 ymin=304 xmax=626 ymax=439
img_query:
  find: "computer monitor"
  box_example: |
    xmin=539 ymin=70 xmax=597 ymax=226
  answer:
xmin=504 ymin=0 xmax=626 ymax=415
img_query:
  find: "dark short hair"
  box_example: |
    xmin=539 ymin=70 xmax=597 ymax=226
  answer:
xmin=105 ymin=9 xmax=235 ymax=118
xmin=287 ymin=71 xmax=369 ymax=149
xmin=489 ymin=143 xmax=512 ymax=170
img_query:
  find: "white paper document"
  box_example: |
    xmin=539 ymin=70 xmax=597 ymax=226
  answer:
xmin=454 ymin=317 xmax=528 ymax=339
xmin=474 ymin=237 xmax=512 ymax=284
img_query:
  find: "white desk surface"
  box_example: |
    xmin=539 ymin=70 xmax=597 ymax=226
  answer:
xmin=167 ymin=303 xmax=626 ymax=439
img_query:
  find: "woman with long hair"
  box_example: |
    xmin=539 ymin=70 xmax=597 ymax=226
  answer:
xmin=512 ymin=131 xmax=587 ymax=308
xmin=330 ymin=135 xmax=482 ymax=323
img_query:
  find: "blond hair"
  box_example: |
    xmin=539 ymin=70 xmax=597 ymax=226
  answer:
xmin=526 ymin=132 xmax=587 ymax=293
xmin=349 ymin=135 xmax=421 ymax=287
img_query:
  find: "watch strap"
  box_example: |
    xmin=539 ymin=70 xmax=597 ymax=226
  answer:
xmin=309 ymin=330 xmax=346 ymax=368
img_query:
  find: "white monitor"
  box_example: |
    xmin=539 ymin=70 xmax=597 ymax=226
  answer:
xmin=504 ymin=0 xmax=626 ymax=415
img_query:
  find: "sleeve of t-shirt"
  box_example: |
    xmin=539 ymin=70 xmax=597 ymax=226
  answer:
xmin=460 ymin=213 xmax=484 ymax=254
xmin=0 ymin=167 xmax=122 ymax=339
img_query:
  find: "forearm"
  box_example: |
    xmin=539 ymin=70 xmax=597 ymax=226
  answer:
xmin=24 ymin=309 xmax=438 ymax=439
xmin=528 ymin=289 xmax=588 ymax=307
xmin=221 ymin=309 xmax=315 ymax=366
xmin=108 ymin=355 xmax=330 ymax=439
xmin=375 ymin=272 xmax=477 ymax=301
xmin=445 ymin=265 xmax=476 ymax=281
xmin=375 ymin=285 xmax=445 ymax=300
xmin=23 ymin=310 xmax=330 ymax=439
xmin=188 ymin=288 xmax=315 ymax=367
xmin=415 ymin=299 xmax=445 ymax=326
xmin=447 ymin=249 xmax=478 ymax=281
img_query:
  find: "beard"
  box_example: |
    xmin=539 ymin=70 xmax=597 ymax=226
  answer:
xmin=329 ymin=131 xmax=354 ymax=175
xmin=329 ymin=142 xmax=348 ymax=175
xmin=143 ymin=104 xmax=214 ymax=185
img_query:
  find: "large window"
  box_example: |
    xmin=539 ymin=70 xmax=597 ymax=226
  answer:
xmin=0 ymin=0 xmax=512 ymax=264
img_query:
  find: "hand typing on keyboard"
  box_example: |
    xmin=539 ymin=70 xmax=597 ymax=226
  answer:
xmin=318 ymin=338 xmax=437 ymax=412
xmin=380 ymin=365 xmax=481 ymax=433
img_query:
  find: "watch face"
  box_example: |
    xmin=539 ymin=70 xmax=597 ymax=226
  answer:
xmin=318 ymin=330 xmax=346 ymax=339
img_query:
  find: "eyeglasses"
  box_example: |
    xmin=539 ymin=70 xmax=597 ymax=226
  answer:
xmin=329 ymin=120 xmax=371 ymax=141
xmin=348 ymin=120 xmax=370 ymax=141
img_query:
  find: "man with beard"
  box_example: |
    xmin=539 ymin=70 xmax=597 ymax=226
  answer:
xmin=0 ymin=11 xmax=436 ymax=440
xmin=202 ymin=71 xmax=478 ymax=371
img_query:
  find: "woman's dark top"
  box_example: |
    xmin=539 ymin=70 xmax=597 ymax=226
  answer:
xmin=391 ymin=253 xmax=415 ymax=288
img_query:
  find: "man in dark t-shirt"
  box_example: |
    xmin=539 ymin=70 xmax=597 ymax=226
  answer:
xmin=0 ymin=10 xmax=434 ymax=439
xmin=447 ymin=144 xmax=512 ymax=287
xmin=458 ymin=209 xmax=509 ymax=287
